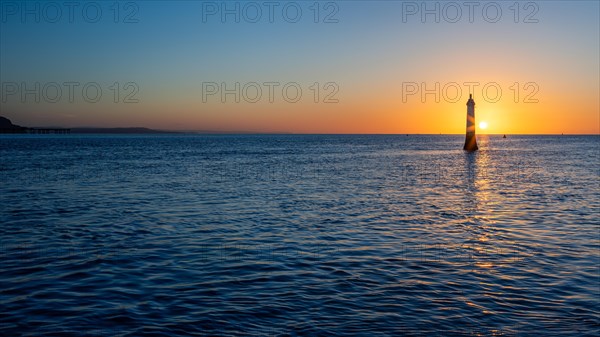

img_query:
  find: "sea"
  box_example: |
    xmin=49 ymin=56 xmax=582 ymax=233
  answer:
xmin=0 ymin=134 xmax=598 ymax=336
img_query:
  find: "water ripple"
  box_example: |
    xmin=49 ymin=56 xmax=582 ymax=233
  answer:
xmin=1 ymin=135 xmax=599 ymax=336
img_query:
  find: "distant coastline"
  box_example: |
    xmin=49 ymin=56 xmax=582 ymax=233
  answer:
xmin=0 ymin=116 xmax=32 ymax=133
xmin=0 ymin=116 xmax=172 ymax=134
xmin=2 ymin=117 xmax=597 ymax=135
xmin=1 ymin=116 xmax=71 ymax=134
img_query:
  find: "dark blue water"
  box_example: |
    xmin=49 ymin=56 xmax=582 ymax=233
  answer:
xmin=1 ymin=135 xmax=598 ymax=336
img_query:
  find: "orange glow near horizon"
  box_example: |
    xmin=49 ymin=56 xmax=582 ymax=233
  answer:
xmin=1 ymin=1 xmax=599 ymax=135
xmin=3 ymin=78 xmax=599 ymax=134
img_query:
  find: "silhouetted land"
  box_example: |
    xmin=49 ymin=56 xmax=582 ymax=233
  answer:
xmin=0 ymin=116 xmax=173 ymax=134
xmin=0 ymin=116 xmax=29 ymax=133
xmin=1 ymin=116 xmax=70 ymax=134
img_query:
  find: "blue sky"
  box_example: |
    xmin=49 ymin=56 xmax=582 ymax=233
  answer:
xmin=1 ymin=1 xmax=598 ymax=133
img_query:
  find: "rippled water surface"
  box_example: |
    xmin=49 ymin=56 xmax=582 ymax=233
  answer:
xmin=1 ymin=134 xmax=599 ymax=336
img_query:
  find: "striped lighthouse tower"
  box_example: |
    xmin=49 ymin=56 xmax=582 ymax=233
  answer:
xmin=463 ymin=94 xmax=478 ymax=151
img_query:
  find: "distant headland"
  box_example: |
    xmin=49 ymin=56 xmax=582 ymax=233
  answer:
xmin=1 ymin=116 xmax=33 ymax=133
xmin=0 ymin=116 xmax=170 ymax=134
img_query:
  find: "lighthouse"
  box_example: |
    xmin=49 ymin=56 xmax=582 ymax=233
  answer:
xmin=463 ymin=94 xmax=478 ymax=151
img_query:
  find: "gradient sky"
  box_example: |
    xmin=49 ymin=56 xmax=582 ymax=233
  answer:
xmin=1 ymin=0 xmax=598 ymax=133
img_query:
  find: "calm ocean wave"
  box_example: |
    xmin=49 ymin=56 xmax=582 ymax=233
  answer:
xmin=1 ymin=134 xmax=599 ymax=336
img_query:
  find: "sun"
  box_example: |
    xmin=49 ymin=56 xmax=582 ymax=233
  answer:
xmin=479 ymin=121 xmax=488 ymax=130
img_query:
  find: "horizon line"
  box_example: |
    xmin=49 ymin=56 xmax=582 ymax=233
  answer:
xmin=8 ymin=129 xmax=600 ymax=136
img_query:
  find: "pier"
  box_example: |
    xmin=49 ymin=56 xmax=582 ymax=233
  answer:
xmin=27 ymin=128 xmax=71 ymax=134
